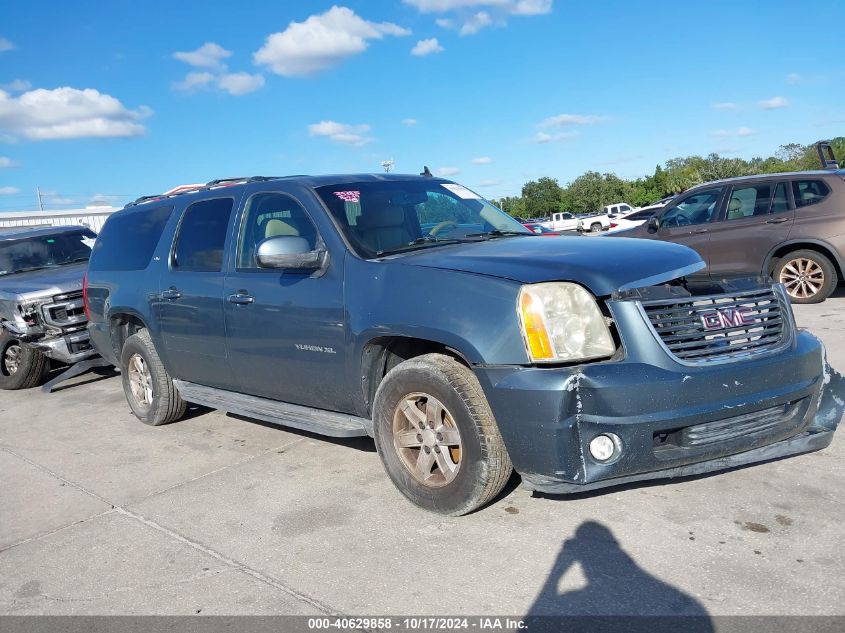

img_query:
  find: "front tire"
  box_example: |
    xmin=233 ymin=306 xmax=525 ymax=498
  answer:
xmin=120 ymin=329 xmax=186 ymax=425
xmin=0 ymin=330 xmax=48 ymax=390
xmin=774 ymin=249 xmax=837 ymax=304
xmin=372 ymin=353 xmax=512 ymax=516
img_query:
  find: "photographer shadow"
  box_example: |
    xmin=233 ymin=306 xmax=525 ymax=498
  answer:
xmin=524 ymin=521 xmax=714 ymax=633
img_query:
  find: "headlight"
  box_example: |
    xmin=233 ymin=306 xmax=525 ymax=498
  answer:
xmin=517 ymin=282 xmax=615 ymax=363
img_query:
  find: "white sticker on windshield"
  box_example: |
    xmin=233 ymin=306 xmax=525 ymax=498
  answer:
xmin=441 ymin=183 xmax=481 ymax=199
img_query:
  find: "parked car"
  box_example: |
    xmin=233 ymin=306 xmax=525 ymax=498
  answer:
xmin=0 ymin=226 xmax=97 ymax=389
xmin=606 ymin=205 xmax=661 ymax=233
xmin=577 ymin=212 xmax=612 ymax=232
xmin=85 ymin=174 xmax=844 ymax=515
xmin=603 ymin=202 xmax=635 ymax=218
xmin=540 ymin=211 xmax=580 ymax=232
xmin=522 ymin=222 xmax=561 ymax=236
xmin=610 ymin=170 xmax=845 ymax=303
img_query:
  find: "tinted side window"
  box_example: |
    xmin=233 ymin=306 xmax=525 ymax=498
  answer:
xmin=172 ymin=198 xmax=233 ymax=272
xmin=237 ymin=192 xmax=318 ymax=269
xmin=89 ymin=205 xmax=174 ymax=272
xmin=771 ymin=182 xmax=790 ymax=214
xmin=792 ymin=180 xmax=830 ymax=208
xmin=725 ymin=184 xmax=772 ymax=220
xmin=660 ymin=188 xmax=722 ymax=227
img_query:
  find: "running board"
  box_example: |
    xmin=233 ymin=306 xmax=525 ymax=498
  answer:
xmin=173 ymin=380 xmax=372 ymax=438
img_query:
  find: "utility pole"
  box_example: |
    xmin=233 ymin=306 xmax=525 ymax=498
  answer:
xmin=36 ymin=187 xmax=44 ymax=211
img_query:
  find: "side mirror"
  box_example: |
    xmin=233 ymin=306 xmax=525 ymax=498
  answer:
xmin=256 ymin=236 xmax=326 ymax=270
xmin=647 ymin=216 xmax=660 ymax=232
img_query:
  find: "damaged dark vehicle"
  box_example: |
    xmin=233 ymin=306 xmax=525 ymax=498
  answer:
xmin=85 ymin=175 xmax=845 ymax=515
xmin=0 ymin=226 xmax=97 ymax=389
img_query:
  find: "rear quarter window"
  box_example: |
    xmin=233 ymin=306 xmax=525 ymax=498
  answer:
xmin=792 ymin=180 xmax=831 ymax=208
xmin=88 ymin=205 xmax=174 ymax=272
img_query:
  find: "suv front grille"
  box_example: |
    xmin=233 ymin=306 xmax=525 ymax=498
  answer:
xmin=639 ymin=286 xmax=791 ymax=365
xmin=41 ymin=291 xmax=87 ymax=328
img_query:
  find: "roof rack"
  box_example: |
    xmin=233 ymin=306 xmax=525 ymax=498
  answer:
xmin=124 ymin=176 xmax=286 ymax=208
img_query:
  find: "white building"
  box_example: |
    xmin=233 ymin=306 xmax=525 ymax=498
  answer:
xmin=0 ymin=205 xmax=118 ymax=233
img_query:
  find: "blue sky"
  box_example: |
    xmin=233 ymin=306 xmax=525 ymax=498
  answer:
xmin=1 ymin=0 xmax=843 ymax=211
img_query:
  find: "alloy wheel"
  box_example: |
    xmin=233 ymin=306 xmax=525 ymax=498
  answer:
xmin=127 ymin=353 xmax=153 ymax=407
xmin=779 ymin=257 xmax=825 ymax=300
xmin=2 ymin=343 xmax=22 ymax=376
xmin=392 ymin=392 xmax=462 ymax=488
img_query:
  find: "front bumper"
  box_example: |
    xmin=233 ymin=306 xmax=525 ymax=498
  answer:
xmin=475 ymin=330 xmax=844 ymax=494
xmin=29 ymin=328 xmax=95 ymax=365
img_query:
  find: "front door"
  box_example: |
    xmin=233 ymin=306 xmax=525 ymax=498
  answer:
xmin=651 ymin=186 xmax=725 ymax=273
xmin=223 ymin=188 xmax=351 ymax=412
xmin=157 ymin=196 xmax=238 ymax=390
xmin=707 ymin=181 xmax=794 ymax=278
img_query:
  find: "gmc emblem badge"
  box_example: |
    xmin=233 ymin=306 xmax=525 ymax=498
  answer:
xmin=700 ymin=307 xmax=753 ymax=330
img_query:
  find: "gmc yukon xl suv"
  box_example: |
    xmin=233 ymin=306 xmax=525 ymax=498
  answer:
xmin=85 ymin=175 xmax=845 ymax=515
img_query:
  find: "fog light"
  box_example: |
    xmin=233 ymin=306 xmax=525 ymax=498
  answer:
xmin=589 ymin=433 xmax=620 ymax=462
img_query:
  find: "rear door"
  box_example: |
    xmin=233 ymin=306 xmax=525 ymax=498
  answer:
xmin=157 ymin=196 xmax=239 ymax=389
xmin=650 ymin=187 xmax=725 ymax=273
xmin=707 ymin=180 xmax=794 ymax=278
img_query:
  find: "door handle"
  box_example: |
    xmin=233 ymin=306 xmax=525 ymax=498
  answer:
xmin=227 ymin=293 xmax=255 ymax=305
xmin=693 ymin=228 xmax=709 ymax=234
xmin=766 ymin=217 xmax=789 ymax=224
xmin=161 ymin=288 xmax=182 ymax=300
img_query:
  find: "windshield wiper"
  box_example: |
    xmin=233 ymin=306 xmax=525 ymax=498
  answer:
xmin=376 ymin=237 xmax=468 ymax=257
xmin=14 ymin=265 xmax=55 ymax=273
xmin=463 ymin=230 xmax=531 ymax=239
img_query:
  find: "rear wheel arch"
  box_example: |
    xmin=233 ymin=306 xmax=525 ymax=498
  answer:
xmin=766 ymin=240 xmax=844 ymax=281
xmin=109 ymin=312 xmax=151 ymax=358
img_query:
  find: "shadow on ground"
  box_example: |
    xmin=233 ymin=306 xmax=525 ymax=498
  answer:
xmin=524 ymin=521 xmax=713 ymax=632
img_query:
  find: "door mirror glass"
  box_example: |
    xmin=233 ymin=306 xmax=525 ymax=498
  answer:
xmin=256 ymin=236 xmax=324 ymax=270
xmin=647 ymin=216 xmax=660 ymax=232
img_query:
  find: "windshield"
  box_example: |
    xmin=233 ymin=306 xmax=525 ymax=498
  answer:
xmin=314 ymin=180 xmax=531 ymax=257
xmin=0 ymin=230 xmax=95 ymax=275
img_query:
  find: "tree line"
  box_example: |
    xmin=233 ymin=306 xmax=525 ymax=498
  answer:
xmin=492 ymin=137 xmax=845 ymax=219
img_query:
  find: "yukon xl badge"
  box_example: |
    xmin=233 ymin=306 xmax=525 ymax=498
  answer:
xmin=295 ymin=344 xmax=337 ymax=354
xmin=700 ymin=307 xmax=753 ymax=331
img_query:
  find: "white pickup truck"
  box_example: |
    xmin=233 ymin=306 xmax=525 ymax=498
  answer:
xmin=539 ymin=211 xmax=580 ymax=232
xmin=577 ymin=202 xmax=636 ymax=232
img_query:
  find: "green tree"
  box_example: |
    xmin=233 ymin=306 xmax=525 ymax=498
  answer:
xmin=521 ymin=177 xmax=562 ymax=217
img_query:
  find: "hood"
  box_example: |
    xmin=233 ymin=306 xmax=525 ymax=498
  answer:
xmin=393 ymin=236 xmax=704 ymax=296
xmin=0 ymin=261 xmax=87 ymax=303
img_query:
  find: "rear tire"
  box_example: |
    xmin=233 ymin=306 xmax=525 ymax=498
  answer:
xmin=372 ymin=353 xmax=512 ymax=516
xmin=590 ymin=222 xmax=602 ymax=233
xmin=0 ymin=330 xmax=49 ymax=390
xmin=774 ymin=249 xmax=837 ymax=304
xmin=120 ymin=329 xmax=186 ymax=425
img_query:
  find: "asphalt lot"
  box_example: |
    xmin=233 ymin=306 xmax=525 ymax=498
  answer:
xmin=1 ymin=290 xmax=844 ymax=617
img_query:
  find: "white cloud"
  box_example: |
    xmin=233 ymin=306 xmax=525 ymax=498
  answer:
xmin=173 ymin=42 xmax=232 ymax=70
xmin=0 ymin=37 xmax=14 ymax=53
xmin=402 ymin=118 xmax=418 ymax=125
xmin=172 ymin=71 xmax=215 ymax=92
xmin=471 ymin=156 xmax=493 ymax=164
xmin=786 ymin=73 xmax=801 ymax=84
xmin=540 ymin=113 xmax=605 ymax=127
xmin=534 ymin=130 xmax=577 ymax=143
xmin=435 ymin=166 xmax=461 ymax=176
xmin=0 ymin=156 xmax=16 ymax=168
xmin=1 ymin=79 xmax=31 ymax=92
xmin=477 ymin=178 xmax=501 ymax=187
xmin=460 ymin=12 xmax=493 ymax=35
xmin=217 ymin=72 xmax=265 ymax=95
xmin=254 ymin=6 xmax=410 ymax=77
xmin=759 ymin=96 xmax=789 ymax=110
xmin=308 ymin=119 xmax=373 ymax=146
xmin=709 ymin=126 xmax=754 ymax=138
xmin=0 ymin=87 xmax=151 ymax=140
xmin=405 ymin=0 xmax=551 ymax=14
xmin=712 ymin=102 xmax=738 ymax=110
xmin=410 ymin=0 xmax=551 ymax=35
xmin=411 ymin=38 xmax=444 ymax=56
xmin=0 ymin=186 xmax=20 ymax=195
